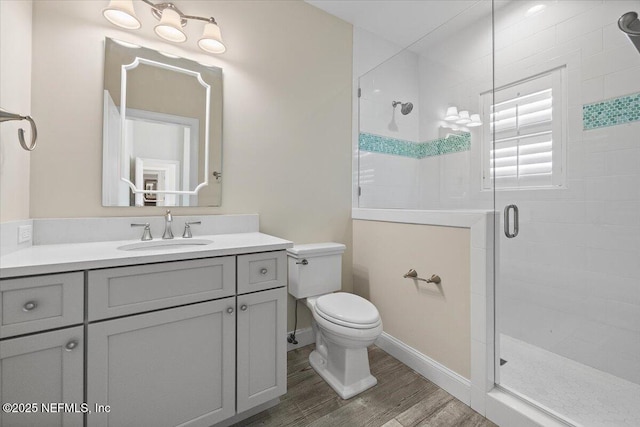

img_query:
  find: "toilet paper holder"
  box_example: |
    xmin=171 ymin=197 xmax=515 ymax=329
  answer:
xmin=403 ymin=269 xmax=441 ymax=284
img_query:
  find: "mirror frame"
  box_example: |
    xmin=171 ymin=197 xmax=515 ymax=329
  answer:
xmin=102 ymin=37 xmax=223 ymax=207
xmin=120 ymin=57 xmax=211 ymax=196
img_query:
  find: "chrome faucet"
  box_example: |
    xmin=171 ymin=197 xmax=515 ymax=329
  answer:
xmin=162 ymin=210 xmax=174 ymax=239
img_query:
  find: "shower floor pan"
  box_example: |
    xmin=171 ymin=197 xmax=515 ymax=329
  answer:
xmin=499 ymin=334 xmax=640 ymax=427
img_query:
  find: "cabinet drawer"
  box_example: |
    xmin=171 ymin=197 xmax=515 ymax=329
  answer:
xmin=237 ymin=251 xmax=286 ymax=294
xmin=0 ymin=272 xmax=84 ymax=338
xmin=88 ymin=257 xmax=235 ymax=321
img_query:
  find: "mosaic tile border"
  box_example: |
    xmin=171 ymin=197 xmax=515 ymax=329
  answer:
xmin=583 ymin=92 xmax=640 ymax=130
xmin=359 ymin=132 xmax=471 ymax=159
xmin=358 ymin=133 xmax=424 ymax=158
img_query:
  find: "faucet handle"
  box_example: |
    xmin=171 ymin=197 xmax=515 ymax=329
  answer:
xmin=131 ymin=223 xmax=153 ymax=241
xmin=182 ymin=221 xmax=201 ymax=238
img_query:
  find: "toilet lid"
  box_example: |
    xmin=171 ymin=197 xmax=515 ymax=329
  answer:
xmin=315 ymin=293 xmax=380 ymax=328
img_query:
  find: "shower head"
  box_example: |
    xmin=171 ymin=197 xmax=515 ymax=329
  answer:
xmin=619 ymin=11 xmax=640 ymax=54
xmin=392 ymin=101 xmax=414 ymax=115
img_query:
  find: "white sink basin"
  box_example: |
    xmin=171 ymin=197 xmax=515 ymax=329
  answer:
xmin=117 ymin=239 xmax=214 ymax=251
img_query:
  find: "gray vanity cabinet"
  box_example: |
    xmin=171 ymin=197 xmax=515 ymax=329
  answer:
xmin=87 ymin=298 xmax=236 ymax=427
xmin=0 ymin=249 xmax=288 ymax=427
xmin=0 ymin=326 xmax=84 ymax=427
xmin=236 ymin=286 xmax=287 ymax=413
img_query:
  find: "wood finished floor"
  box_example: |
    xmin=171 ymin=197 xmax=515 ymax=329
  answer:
xmin=234 ymin=345 xmax=497 ymax=427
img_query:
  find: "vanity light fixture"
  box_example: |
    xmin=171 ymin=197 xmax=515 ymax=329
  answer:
xmin=154 ymin=6 xmax=186 ymax=42
xmin=198 ymin=21 xmax=226 ymax=54
xmin=102 ymin=0 xmax=226 ymax=54
xmin=444 ymin=106 xmax=459 ymax=121
xmin=103 ymin=0 xmax=141 ymax=29
xmin=442 ymin=106 xmax=482 ymax=129
xmin=456 ymin=110 xmax=471 ymax=124
xmin=467 ymin=114 xmax=483 ymax=127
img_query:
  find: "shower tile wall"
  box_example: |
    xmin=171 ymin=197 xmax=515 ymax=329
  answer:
xmin=357 ymin=0 xmax=640 ymax=383
xmin=356 ymin=9 xmax=491 ymax=210
xmin=493 ymin=0 xmax=640 ymax=385
xmin=357 ymin=29 xmax=421 ymax=209
xmin=415 ymin=1 xmax=493 ymax=211
xmin=359 ymin=151 xmax=421 ymax=208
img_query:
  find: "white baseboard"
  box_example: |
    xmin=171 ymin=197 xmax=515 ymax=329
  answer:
xmin=375 ymin=332 xmax=471 ymax=405
xmin=286 ymin=327 xmax=314 ymax=351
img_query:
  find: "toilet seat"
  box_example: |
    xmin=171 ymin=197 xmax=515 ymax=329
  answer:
xmin=314 ymin=292 xmax=381 ymax=329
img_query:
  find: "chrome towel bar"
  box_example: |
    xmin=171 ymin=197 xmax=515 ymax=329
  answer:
xmin=403 ymin=269 xmax=441 ymax=284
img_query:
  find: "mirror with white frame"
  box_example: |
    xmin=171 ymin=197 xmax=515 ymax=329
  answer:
xmin=102 ymin=38 xmax=222 ymax=207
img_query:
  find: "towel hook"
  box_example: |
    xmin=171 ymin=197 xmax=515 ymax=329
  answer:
xmin=0 ymin=109 xmax=38 ymax=151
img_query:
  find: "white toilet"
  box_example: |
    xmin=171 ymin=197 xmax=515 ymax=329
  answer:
xmin=287 ymin=243 xmax=383 ymax=399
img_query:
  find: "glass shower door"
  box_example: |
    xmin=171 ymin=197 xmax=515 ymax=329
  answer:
xmin=493 ymin=1 xmax=640 ymax=425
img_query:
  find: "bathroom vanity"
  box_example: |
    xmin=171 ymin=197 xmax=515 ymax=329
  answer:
xmin=0 ymin=222 xmax=291 ymax=427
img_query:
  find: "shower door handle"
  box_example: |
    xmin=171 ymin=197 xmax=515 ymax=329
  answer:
xmin=504 ymin=204 xmax=519 ymax=238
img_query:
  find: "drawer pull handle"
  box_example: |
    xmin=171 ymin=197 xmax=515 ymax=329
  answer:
xmin=65 ymin=340 xmax=78 ymax=351
xmin=23 ymin=301 xmax=38 ymax=312
xmin=260 ymin=268 xmax=268 ymax=275
xmin=226 ymin=307 xmax=234 ymax=314
xmin=240 ymin=304 xmax=248 ymax=311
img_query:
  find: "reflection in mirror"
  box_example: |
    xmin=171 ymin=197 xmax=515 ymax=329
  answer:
xmin=102 ymin=38 xmax=222 ymax=207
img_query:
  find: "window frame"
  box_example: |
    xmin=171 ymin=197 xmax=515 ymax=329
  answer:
xmin=481 ymin=66 xmax=567 ymax=191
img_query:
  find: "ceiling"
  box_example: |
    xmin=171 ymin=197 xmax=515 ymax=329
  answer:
xmin=305 ymin=0 xmax=481 ymax=50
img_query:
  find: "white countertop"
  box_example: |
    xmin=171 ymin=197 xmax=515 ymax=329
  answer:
xmin=0 ymin=232 xmax=293 ymax=279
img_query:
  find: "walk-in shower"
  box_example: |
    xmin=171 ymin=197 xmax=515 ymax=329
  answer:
xmin=356 ymin=1 xmax=640 ymax=425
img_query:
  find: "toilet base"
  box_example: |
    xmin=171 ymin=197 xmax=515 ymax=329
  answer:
xmin=308 ymin=349 xmax=378 ymax=399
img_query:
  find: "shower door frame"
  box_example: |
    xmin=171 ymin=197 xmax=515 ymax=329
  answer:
xmin=476 ymin=0 xmax=581 ymax=423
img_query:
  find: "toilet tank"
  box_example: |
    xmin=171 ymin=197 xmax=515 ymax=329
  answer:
xmin=287 ymin=243 xmax=346 ymax=299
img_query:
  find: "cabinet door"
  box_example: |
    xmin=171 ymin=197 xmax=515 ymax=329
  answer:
xmin=236 ymin=287 xmax=287 ymax=413
xmin=87 ymin=299 xmax=235 ymax=427
xmin=0 ymin=326 xmax=84 ymax=427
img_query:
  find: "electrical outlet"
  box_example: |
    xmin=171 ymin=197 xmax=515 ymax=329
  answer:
xmin=18 ymin=225 xmax=32 ymax=244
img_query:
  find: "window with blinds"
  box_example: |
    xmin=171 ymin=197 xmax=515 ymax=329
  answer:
xmin=482 ymin=67 xmax=566 ymax=190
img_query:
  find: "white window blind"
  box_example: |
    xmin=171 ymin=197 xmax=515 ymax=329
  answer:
xmin=482 ymin=67 xmax=566 ymax=190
